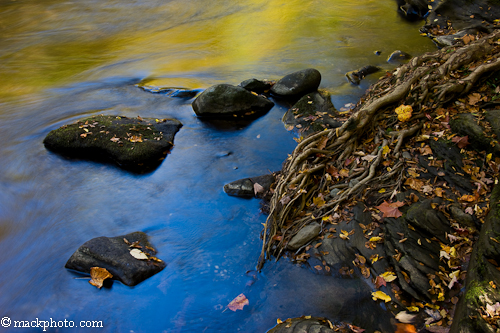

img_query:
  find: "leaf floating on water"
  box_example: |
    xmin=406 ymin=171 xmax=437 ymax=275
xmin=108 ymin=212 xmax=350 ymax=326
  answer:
xmin=227 ymin=293 xmax=249 ymax=311
xmin=130 ymin=248 xmax=148 ymax=260
xmin=371 ymin=290 xmax=391 ymax=302
xmin=89 ymin=267 xmax=113 ymax=289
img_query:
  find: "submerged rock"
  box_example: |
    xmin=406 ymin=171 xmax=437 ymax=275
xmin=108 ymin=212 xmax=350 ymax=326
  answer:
xmin=270 ymin=68 xmax=321 ymax=97
xmin=387 ymin=50 xmax=412 ymax=63
xmin=192 ymin=84 xmax=274 ymax=118
xmin=65 ymin=231 xmax=166 ymax=286
xmin=44 ymin=115 xmax=182 ymax=173
xmin=287 ymin=223 xmax=321 ymax=250
xmin=283 ymin=91 xmax=341 ymax=137
xmin=224 ymin=174 xmax=275 ymax=198
xmin=267 ymin=316 xmax=335 ymax=333
xmin=239 ymin=79 xmax=273 ymax=94
xmin=345 ymin=65 xmax=381 ymax=85
xmin=137 ymin=85 xmax=201 ymax=99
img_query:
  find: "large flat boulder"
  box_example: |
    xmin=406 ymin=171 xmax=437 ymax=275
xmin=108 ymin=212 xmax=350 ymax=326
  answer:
xmin=65 ymin=231 xmax=166 ymax=287
xmin=192 ymin=84 xmax=274 ymax=117
xmin=44 ymin=115 xmax=182 ymax=173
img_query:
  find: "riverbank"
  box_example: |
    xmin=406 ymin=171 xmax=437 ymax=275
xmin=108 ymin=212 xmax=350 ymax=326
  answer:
xmin=261 ymin=11 xmax=500 ymax=333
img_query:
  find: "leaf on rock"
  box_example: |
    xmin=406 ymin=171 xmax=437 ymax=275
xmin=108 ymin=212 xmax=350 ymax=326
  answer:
xmin=396 ymin=311 xmax=417 ymax=324
xmin=369 ymin=236 xmax=383 ymax=242
xmin=254 ymin=183 xmax=265 ymax=195
xmin=130 ymin=248 xmax=148 ymax=260
xmin=110 ymin=136 xmax=120 ymax=142
xmin=376 ymin=201 xmax=404 ymax=218
xmin=89 ymin=267 xmax=113 ymax=289
xmin=339 ymin=230 xmax=350 ymax=240
xmin=227 ymin=293 xmax=249 ymax=311
xmin=129 ymin=135 xmax=143 ymax=143
xmin=372 ymin=290 xmax=391 ymax=302
xmin=375 ymin=275 xmax=386 ymax=288
xmin=452 ymin=135 xmax=469 ymax=149
xmin=381 ymin=271 xmax=397 ymax=282
xmin=404 ymin=178 xmax=424 ymax=191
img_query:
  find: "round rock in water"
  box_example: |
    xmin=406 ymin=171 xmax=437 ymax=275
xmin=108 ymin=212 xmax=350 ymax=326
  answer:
xmin=192 ymin=84 xmax=274 ymax=117
xmin=65 ymin=231 xmax=166 ymax=286
xmin=270 ymin=68 xmax=321 ymax=97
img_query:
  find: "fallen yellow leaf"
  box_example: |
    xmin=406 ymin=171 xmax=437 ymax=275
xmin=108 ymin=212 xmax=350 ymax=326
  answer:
xmin=372 ymin=290 xmax=391 ymax=302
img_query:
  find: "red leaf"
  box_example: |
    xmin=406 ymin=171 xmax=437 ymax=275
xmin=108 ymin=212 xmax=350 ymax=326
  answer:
xmin=375 ymin=201 xmax=405 ymax=218
xmin=375 ymin=275 xmax=386 ymax=289
xmin=452 ymin=135 xmax=469 ymax=149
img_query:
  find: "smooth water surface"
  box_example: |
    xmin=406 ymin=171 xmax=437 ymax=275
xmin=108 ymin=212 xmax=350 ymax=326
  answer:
xmin=0 ymin=0 xmax=436 ymax=332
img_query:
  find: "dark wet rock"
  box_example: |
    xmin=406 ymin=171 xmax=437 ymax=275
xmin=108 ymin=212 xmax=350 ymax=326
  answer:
xmin=387 ymin=50 xmax=412 ymax=64
xmin=345 ymin=65 xmax=381 ymax=85
xmin=422 ymin=0 xmax=500 ymax=34
xmin=137 ymin=85 xmax=201 ymax=99
xmin=450 ymin=113 xmax=500 ymax=154
xmin=283 ymin=91 xmax=342 ymax=137
xmin=406 ymin=199 xmax=451 ymax=243
xmin=484 ymin=107 xmax=500 ymax=140
xmin=418 ymin=139 xmax=474 ymax=193
xmin=43 ymin=115 xmax=182 ymax=173
xmin=397 ymin=0 xmax=429 ymax=20
xmin=451 ymin=183 xmax=500 ymax=332
xmin=223 ymin=174 xmax=275 ymax=198
xmin=270 ymin=68 xmax=321 ymax=97
xmin=192 ymin=84 xmax=274 ymax=118
xmin=287 ymin=222 xmax=321 ymax=250
xmin=266 ymin=317 xmax=335 ymax=333
xmin=449 ymin=204 xmax=476 ymax=229
xmin=239 ymin=79 xmax=273 ymax=94
xmin=65 ymin=231 xmax=166 ymax=286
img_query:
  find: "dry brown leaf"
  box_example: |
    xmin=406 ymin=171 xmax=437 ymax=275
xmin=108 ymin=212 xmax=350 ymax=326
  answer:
xmin=227 ymin=293 xmax=249 ymax=311
xmin=468 ymin=92 xmax=481 ymax=105
xmin=452 ymin=135 xmax=470 ymax=149
xmin=89 ymin=267 xmax=113 ymax=289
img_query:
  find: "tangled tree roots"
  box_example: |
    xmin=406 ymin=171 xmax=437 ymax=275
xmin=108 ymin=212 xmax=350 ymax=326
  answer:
xmin=258 ymin=29 xmax=500 ymax=271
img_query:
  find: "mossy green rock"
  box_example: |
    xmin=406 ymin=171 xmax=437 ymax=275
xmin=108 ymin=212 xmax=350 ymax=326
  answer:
xmin=450 ymin=183 xmax=500 ymax=332
xmin=44 ymin=115 xmax=182 ymax=173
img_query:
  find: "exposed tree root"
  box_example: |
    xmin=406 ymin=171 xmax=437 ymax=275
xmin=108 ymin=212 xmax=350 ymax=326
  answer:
xmin=258 ymin=29 xmax=500 ymax=271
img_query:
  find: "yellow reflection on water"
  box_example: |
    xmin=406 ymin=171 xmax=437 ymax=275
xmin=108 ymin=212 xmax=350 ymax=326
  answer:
xmin=0 ymin=0 xmax=434 ymax=100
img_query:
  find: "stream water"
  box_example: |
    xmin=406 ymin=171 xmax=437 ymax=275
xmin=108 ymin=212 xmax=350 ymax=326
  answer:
xmin=0 ymin=0 xmax=437 ymax=332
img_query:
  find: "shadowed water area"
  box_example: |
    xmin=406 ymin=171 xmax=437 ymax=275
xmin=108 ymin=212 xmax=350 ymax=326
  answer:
xmin=0 ymin=0 xmax=436 ymax=331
